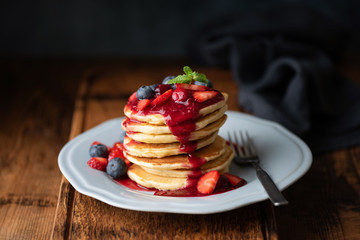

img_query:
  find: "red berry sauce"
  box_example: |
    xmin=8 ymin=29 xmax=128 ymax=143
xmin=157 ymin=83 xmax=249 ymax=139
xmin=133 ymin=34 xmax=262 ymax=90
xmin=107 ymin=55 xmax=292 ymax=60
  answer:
xmin=114 ymin=177 xmax=155 ymax=191
xmin=125 ymin=84 xmax=224 ymax=169
xmin=117 ymin=84 xmax=247 ymax=196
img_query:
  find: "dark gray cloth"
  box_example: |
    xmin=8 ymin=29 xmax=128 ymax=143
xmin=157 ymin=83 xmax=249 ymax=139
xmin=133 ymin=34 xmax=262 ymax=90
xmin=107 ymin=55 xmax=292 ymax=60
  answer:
xmin=188 ymin=7 xmax=360 ymax=154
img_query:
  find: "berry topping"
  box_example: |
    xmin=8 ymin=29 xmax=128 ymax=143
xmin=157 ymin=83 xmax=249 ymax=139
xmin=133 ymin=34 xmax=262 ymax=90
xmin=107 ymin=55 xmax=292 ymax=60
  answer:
xmin=106 ymin=157 xmax=128 ymax=178
xmin=193 ymin=91 xmax=218 ymax=103
xmin=197 ymin=170 xmax=220 ymax=194
xmin=194 ymin=79 xmax=213 ymax=88
xmin=176 ymin=83 xmax=208 ymax=91
xmin=87 ymin=157 xmax=108 ymax=171
xmin=150 ymin=83 xmax=159 ymax=91
xmin=224 ymin=173 xmax=246 ymax=186
xmin=162 ymin=76 xmax=175 ymax=84
xmin=155 ymin=84 xmax=172 ymax=94
xmin=136 ymin=85 xmax=155 ymax=100
xmin=172 ymin=88 xmax=189 ymax=102
xmin=137 ymin=99 xmax=151 ymax=111
xmin=151 ymin=89 xmax=173 ymax=105
xmin=215 ymin=174 xmax=230 ymax=190
xmin=129 ymin=92 xmax=137 ymax=102
xmin=108 ymin=142 xmax=131 ymax=167
xmin=89 ymin=144 xmax=109 ymax=158
xmin=193 ymin=81 xmax=206 ymax=86
xmin=170 ymin=84 xmax=176 ymax=90
xmin=108 ymin=147 xmax=124 ymax=161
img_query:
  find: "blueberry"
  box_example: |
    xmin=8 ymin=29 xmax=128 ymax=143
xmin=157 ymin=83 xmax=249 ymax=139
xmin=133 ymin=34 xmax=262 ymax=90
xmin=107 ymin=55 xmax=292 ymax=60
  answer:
xmin=162 ymin=76 xmax=175 ymax=84
xmin=149 ymin=84 xmax=159 ymax=91
xmin=207 ymin=79 xmax=213 ymax=88
xmin=106 ymin=157 xmax=127 ymax=178
xmin=194 ymin=80 xmax=213 ymax=88
xmin=136 ymin=85 xmax=155 ymax=100
xmin=119 ymin=129 xmax=126 ymax=143
xmin=194 ymin=81 xmax=206 ymax=86
xmin=89 ymin=144 xmax=109 ymax=158
xmin=170 ymin=84 xmax=176 ymax=90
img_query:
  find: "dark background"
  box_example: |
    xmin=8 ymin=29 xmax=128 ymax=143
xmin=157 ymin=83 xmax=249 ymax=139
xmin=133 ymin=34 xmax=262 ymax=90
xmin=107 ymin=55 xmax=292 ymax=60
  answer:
xmin=1 ymin=0 xmax=359 ymax=58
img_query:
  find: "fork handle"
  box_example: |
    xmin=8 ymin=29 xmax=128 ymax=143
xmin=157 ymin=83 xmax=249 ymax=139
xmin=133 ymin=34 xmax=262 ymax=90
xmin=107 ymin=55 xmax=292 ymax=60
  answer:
xmin=252 ymin=163 xmax=289 ymax=206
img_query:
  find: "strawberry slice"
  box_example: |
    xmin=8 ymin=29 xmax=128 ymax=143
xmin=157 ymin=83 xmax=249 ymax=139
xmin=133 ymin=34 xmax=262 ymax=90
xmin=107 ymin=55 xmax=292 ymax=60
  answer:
xmin=151 ymin=89 xmax=173 ymax=105
xmin=108 ymin=143 xmax=131 ymax=167
xmin=172 ymin=88 xmax=189 ymax=102
xmin=193 ymin=91 xmax=218 ymax=103
xmin=112 ymin=141 xmax=124 ymax=150
xmin=129 ymin=92 xmax=137 ymax=102
xmin=197 ymin=170 xmax=220 ymax=194
xmin=108 ymin=148 xmax=124 ymax=161
xmin=176 ymin=83 xmax=207 ymax=91
xmin=87 ymin=157 xmax=108 ymax=171
xmin=224 ymin=173 xmax=246 ymax=186
xmin=137 ymin=99 xmax=150 ymax=110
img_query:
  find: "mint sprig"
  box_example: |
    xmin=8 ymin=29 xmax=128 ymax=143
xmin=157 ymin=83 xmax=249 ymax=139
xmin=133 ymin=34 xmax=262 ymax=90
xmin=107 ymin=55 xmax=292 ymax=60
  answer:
xmin=168 ymin=66 xmax=208 ymax=84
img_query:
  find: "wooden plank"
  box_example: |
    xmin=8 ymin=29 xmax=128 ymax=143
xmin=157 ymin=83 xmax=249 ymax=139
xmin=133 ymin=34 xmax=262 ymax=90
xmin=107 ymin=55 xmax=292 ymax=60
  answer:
xmin=51 ymin=75 xmax=90 ymax=239
xmin=0 ymin=60 xmax=80 ymax=239
xmin=274 ymin=147 xmax=360 ymax=240
xmin=61 ymin=64 xmax=276 ymax=239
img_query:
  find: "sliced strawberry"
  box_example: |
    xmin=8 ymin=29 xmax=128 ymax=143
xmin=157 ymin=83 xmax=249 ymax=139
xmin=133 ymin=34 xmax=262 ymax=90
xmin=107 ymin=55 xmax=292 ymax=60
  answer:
xmin=151 ymin=89 xmax=173 ymax=105
xmin=108 ymin=148 xmax=125 ymax=161
xmin=197 ymin=170 xmax=220 ymax=194
xmin=129 ymin=92 xmax=137 ymax=102
xmin=155 ymin=84 xmax=172 ymax=94
xmin=137 ymin=99 xmax=150 ymax=111
xmin=176 ymin=83 xmax=207 ymax=91
xmin=172 ymin=88 xmax=189 ymax=102
xmin=193 ymin=91 xmax=218 ymax=103
xmin=87 ymin=157 xmax=108 ymax=171
xmin=224 ymin=173 xmax=246 ymax=186
xmin=112 ymin=141 xmax=124 ymax=150
xmin=108 ymin=146 xmax=131 ymax=167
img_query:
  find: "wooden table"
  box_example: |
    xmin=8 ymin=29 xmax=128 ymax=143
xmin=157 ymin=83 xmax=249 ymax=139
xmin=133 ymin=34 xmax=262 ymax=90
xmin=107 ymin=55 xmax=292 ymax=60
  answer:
xmin=1 ymin=59 xmax=360 ymax=239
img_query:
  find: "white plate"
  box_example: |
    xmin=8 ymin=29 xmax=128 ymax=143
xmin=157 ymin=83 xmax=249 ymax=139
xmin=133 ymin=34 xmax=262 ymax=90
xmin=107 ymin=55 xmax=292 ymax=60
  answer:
xmin=58 ymin=111 xmax=312 ymax=214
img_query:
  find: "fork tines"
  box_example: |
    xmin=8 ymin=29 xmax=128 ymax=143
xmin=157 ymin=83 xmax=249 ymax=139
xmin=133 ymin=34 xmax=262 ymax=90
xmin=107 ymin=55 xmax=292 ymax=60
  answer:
xmin=227 ymin=130 xmax=256 ymax=157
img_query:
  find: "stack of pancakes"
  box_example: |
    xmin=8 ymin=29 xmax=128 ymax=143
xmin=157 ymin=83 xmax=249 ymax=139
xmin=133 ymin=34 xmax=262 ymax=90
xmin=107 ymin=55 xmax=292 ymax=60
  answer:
xmin=122 ymin=92 xmax=234 ymax=191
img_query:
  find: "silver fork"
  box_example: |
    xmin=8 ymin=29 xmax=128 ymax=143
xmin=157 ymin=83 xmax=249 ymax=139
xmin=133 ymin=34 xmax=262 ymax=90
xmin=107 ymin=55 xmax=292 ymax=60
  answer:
xmin=228 ymin=130 xmax=288 ymax=206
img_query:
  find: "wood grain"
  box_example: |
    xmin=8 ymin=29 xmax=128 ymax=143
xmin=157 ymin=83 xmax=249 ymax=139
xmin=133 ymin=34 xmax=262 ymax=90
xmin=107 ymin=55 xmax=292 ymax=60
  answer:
xmin=0 ymin=60 xmax=81 ymax=239
xmin=51 ymin=75 xmax=91 ymax=239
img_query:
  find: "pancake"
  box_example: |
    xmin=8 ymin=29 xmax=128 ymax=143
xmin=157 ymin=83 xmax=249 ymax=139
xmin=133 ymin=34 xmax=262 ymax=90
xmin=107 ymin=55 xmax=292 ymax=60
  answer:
xmin=123 ymin=131 xmax=218 ymax=158
xmin=127 ymin=165 xmax=189 ymax=190
xmin=124 ymin=136 xmax=226 ymax=169
xmin=124 ymin=93 xmax=228 ymax=125
xmin=126 ymin=115 xmax=226 ymax=144
xmin=141 ymin=144 xmax=234 ymax=178
xmin=122 ymin=104 xmax=228 ymax=134
xmin=127 ymin=150 xmax=232 ymax=191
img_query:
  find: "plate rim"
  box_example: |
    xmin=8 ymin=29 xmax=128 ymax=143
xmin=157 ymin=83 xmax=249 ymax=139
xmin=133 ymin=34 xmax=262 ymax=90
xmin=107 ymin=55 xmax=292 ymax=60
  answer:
xmin=58 ymin=110 xmax=312 ymax=214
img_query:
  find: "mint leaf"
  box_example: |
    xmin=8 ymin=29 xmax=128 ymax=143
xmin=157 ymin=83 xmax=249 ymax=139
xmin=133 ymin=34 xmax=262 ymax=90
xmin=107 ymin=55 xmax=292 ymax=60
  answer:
xmin=168 ymin=74 xmax=192 ymax=84
xmin=192 ymin=72 xmax=207 ymax=83
xmin=167 ymin=66 xmax=208 ymax=84
xmin=183 ymin=66 xmax=193 ymax=75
